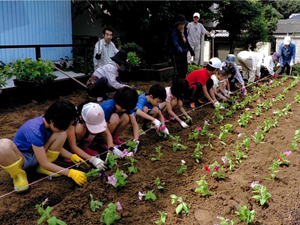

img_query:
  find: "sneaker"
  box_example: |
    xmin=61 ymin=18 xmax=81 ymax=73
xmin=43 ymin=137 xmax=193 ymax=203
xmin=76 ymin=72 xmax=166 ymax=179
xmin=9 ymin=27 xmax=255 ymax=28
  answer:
xmin=112 ymin=133 xmax=125 ymax=145
xmin=187 ymin=102 xmax=196 ymax=109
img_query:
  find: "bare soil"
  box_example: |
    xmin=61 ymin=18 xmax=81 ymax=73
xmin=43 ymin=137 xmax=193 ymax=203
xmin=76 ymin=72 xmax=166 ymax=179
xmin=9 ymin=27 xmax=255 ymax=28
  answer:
xmin=0 ymin=78 xmax=300 ymax=225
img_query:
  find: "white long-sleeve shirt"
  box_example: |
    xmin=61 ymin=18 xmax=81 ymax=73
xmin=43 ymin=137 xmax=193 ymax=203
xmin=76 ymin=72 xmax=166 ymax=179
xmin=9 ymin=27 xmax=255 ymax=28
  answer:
xmin=261 ymin=56 xmax=275 ymax=76
xmin=93 ymin=39 xmax=119 ymax=69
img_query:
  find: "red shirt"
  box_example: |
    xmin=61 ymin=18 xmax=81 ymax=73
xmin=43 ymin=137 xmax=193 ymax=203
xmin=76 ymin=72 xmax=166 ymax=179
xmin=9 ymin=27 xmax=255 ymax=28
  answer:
xmin=186 ymin=68 xmax=209 ymax=86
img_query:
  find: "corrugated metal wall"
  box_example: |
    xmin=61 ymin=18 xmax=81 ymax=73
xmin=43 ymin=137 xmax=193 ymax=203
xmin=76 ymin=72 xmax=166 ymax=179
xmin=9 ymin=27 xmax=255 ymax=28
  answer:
xmin=0 ymin=0 xmax=72 ymax=63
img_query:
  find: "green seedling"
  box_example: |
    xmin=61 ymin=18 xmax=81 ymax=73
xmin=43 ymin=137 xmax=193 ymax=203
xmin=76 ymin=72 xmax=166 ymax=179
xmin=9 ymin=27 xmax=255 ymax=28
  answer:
xmin=170 ymin=194 xmax=190 ymax=214
xmin=90 ymin=194 xmax=103 ymax=212
xmin=155 ymin=211 xmax=167 ymax=225
xmin=217 ymin=216 xmax=235 ymax=225
xmin=201 ymin=121 xmax=210 ymax=136
xmin=176 ymin=160 xmax=187 ymax=174
xmin=145 ymin=190 xmax=157 ymax=201
xmin=238 ymin=111 xmax=253 ymax=127
xmin=124 ymin=156 xmax=139 ymax=174
xmin=209 ymin=161 xmax=225 ymax=180
xmin=219 ymin=123 xmax=233 ymax=140
xmin=235 ymin=205 xmax=255 ymax=224
xmin=252 ymin=184 xmax=271 ymax=206
xmin=36 ymin=199 xmax=67 ymax=225
xmin=100 ymin=203 xmax=121 ymax=225
xmin=252 ymin=128 xmax=264 ymax=144
xmin=233 ymin=150 xmax=248 ymax=164
xmin=191 ymin=143 xmax=204 ymax=163
xmin=154 ymin=177 xmax=165 ymax=190
xmin=105 ymin=151 xmax=119 ymax=169
xmin=85 ymin=168 xmax=101 ymax=181
xmin=188 ymin=128 xmax=201 ymax=140
xmin=195 ymin=175 xmax=213 ymax=196
xmin=125 ymin=140 xmax=138 ymax=152
xmin=108 ymin=169 xmax=127 ymax=188
xmin=222 ymin=152 xmax=235 ymax=170
xmin=151 ymin=146 xmax=163 ymax=161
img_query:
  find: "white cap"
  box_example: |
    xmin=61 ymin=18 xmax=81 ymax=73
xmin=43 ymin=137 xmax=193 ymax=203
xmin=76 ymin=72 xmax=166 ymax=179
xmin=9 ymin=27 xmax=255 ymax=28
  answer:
xmin=193 ymin=12 xmax=200 ymax=18
xmin=81 ymin=103 xmax=107 ymax=134
xmin=208 ymin=57 xmax=222 ymax=69
xmin=284 ymin=36 xmax=291 ymax=45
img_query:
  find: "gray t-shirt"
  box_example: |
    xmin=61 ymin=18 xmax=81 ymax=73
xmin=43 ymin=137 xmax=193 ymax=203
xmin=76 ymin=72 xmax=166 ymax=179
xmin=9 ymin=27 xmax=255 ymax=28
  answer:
xmin=187 ymin=22 xmax=207 ymax=46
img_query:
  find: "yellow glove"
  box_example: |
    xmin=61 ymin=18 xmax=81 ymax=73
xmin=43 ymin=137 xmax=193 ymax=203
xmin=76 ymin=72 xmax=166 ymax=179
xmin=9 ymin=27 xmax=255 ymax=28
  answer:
xmin=70 ymin=154 xmax=90 ymax=170
xmin=68 ymin=169 xmax=87 ymax=186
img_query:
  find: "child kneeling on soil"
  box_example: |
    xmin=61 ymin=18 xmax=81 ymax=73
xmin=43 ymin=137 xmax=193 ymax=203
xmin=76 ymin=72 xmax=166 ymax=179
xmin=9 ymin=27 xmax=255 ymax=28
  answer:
xmin=211 ymin=66 xmax=230 ymax=102
xmin=100 ymin=87 xmax=140 ymax=153
xmin=134 ymin=83 xmax=170 ymax=137
xmin=159 ymin=78 xmax=192 ymax=128
xmin=220 ymin=66 xmax=236 ymax=97
xmin=65 ymin=102 xmax=122 ymax=169
xmin=0 ymin=100 xmax=88 ymax=193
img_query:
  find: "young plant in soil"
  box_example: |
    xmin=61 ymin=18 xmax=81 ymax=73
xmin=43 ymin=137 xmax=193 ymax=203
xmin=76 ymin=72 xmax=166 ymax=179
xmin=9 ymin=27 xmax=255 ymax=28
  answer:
xmin=155 ymin=211 xmax=167 ymax=225
xmin=191 ymin=143 xmax=204 ymax=163
xmin=238 ymin=111 xmax=253 ymax=127
xmin=172 ymin=136 xmax=188 ymax=152
xmin=105 ymin=152 xmax=119 ymax=169
xmin=124 ymin=156 xmax=139 ymax=174
xmin=252 ymin=184 xmax=271 ymax=206
xmin=233 ymin=150 xmax=248 ymax=164
xmin=36 ymin=198 xmax=67 ymax=225
xmin=188 ymin=128 xmax=201 ymax=140
xmin=170 ymin=194 xmax=190 ymax=214
xmin=219 ymin=123 xmax=233 ymax=140
xmin=176 ymin=160 xmax=187 ymax=174
xmin=90 ymin=194 xmax=103 ymax=212
xmin=125 ymin=140 xmax=139 ymax=152
xmin=217 ymin=216 xmax=235 ymax=225
xmin=154 ymin=177 xmax=165 ymax=190
xmin=221 ymin=152 xmax=235 ymax=170
xmin=201 ymin=120 xmax=210 ymax=136
xmin=235 ymin=205 xmax=255 ymax=224
xmin=195 ymin=175 xmax=213 ymax=196
xmin=107 ymin=169 xmax=128 ymax=188
xmin=100 ymin=203 xmax=121 ymax=225
xmin=151 ymin=146 xmax=163 ymax=161
xmin=144 ymin=190 xmax=157 ymax=201
xmin=85 ymin=168 xmax=102 ymax=182
xmin=209 ymin=161 xmax=225 ymax=180
xmin=252 ymin=128 xmax=265 ymax=144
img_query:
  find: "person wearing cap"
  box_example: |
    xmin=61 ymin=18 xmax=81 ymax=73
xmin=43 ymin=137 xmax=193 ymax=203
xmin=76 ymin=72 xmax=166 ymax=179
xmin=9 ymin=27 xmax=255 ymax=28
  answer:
xmin=66 ymin=102 xmax=124 ymax=163
xmin=223 ymin=54 xmax=246 ymax=92
xmin=260 ymin=52 xmax=280 ymax=78
xmin=170 ymin=14 xmax=195 ymax=81
xmin=185 ymin=57 xmax=223 ymax=108
xmin=277 ymin=36 xmax=296 ymax=75
xmin=93 ymin=28 xmax=119 ymax=70
xmin=237 ymin=51 xmax=265 ymax=83
xmin=187 ymin=12 xmax=210 ymax=66
xmin=87 ymin=50 xmax=129 ymax=102
xmin=0 ymin=100 xmax=88 ymax=193
xmin=100 ymin=87 xmax=140 ymax=152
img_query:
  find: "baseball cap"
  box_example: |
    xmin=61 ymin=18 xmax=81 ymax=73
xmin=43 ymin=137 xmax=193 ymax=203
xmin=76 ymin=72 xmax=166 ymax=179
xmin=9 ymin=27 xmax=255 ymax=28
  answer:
xmin=208 ymin=57 xmax=222 ymax=69
xmin=284 ymin=36 xmax=291 ymax=45
xmin=81 ymin=103 xmax=107 ymax=134
xmin=193 ymin=12 xmax=200 ymax=18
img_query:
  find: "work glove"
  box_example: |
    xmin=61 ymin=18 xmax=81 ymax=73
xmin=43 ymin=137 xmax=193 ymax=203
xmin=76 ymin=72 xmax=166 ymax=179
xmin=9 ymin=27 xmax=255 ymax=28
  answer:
xmin=89 ymin=156 xmax=107 ymax=170
xmin=210 ymin=33 xmax=215 ymax=38
xmin=228 ymin=91 xmax=233 ymax=96
xmin=276 ymin=62 xmax=281 ymax=67
xmin=95 ymin=53 xmax=101 ymax=60
xmin=290 ymin=61 xmax=294 ymax=67
xmin=159 ymin=126 xmax=170 ymax=137
xmin=180 ymin=121 xmax=189 ymax=128
xmin=242 ymin=87 xmax=247 ymax=95
xmin=111 ymin=146 xmax=123 ymax=158
xmin=152 ymin=119 xmax=161 ymax=133
xmin=68 ymin=169 xmax=87 ymax=186
xmin=133 ymin=139 xmax=140 ymax=153
xmin=71 ymin=154 xmax=90 ymax=170
xmin=214 ymin=101 xmax=220 ymax=108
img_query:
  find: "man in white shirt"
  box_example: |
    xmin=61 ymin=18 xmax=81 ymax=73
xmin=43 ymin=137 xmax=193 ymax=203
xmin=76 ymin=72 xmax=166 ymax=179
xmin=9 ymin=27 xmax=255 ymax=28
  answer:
xmin=93 ymin=28 xmax=119 ymax=69
xmin=187 ymin=12 xmax=210 ymax=66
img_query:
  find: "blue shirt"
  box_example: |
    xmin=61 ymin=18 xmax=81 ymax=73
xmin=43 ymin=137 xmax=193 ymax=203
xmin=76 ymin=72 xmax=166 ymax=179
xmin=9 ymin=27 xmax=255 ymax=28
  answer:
xmin=100 ymin=99 xmax=133 ymax=122
xmin=278 ymin=43 xmax=296 ymax=66
xmin=133 ymin=93 xmax=161 ymax=116
xmin=13 ymin=116 xmax=53 ymax=151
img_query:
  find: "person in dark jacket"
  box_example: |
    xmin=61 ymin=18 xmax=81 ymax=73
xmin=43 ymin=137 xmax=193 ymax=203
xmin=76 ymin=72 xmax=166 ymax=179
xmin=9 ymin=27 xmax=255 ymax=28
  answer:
xmin=170 ymin=14 xmax=195 ymax=81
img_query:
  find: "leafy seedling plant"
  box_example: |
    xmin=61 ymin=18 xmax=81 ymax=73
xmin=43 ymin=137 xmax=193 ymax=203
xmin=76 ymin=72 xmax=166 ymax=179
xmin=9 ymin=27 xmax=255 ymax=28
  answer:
xmin=252 ymin=184 xmax=271 ymax=206
xmin=170 ymin=194 xmax=190 ymax=214
xmin=85 ymin=168 xmax=102 ymax=182
xmin=151 ymin=146 xmax=163 ymax=161
xmin=188 ymin=128 xmax=201 ymax=140
xmin=145 ymin=190 xmax=157 ymax=201
xmin=195 ymin=175 xmax=213 ymax=196
xmin=238 ymin=111 xmax=253 ymax=127
xmin=222 ymin=152 xmax=235 ymax=170
xmin=124 ymin=156 xmax=139 ymax=174
xmin=233 ymin=150 xmax=248 ymax=164
xmin=36 ymin=199 xmax=67 ymax=225
xmin=90 ymin=194 xmax=103 ymax=212
xmin=155 ymin=211 xmax=167 ymax=225
xmin=235 ymin=205 xmax=255 ymax=224
xmin=176 ymin=160 xmax=187 ymax=174
xmin=217 ymin=216 xmax=235 ymax=225
xmin=108 ymin=169 xmax=127 ymax=188
xmin=154 ymin=177 xmax=165 ymax=190
xmin=265 ymin=158 xmax=281 ymax=180
xmin=101 ymin=203 xmax=120 ymax=225
xmin=201 ymin=120 xmax=210 ymax=136
xmin=191 ymin=143 xmax=203 ymax=163
xmin=125 ymin=140 xmax=139 ymax=152
xmin=209 ymin=161 xmax=225 ymax=180
xmin=252 ymin=128 xmax=264 ymax=144
xmin=219 ymin=123 xmax=233 ymax=140
xmin=105 ymin=151 xmax=119 ymax=169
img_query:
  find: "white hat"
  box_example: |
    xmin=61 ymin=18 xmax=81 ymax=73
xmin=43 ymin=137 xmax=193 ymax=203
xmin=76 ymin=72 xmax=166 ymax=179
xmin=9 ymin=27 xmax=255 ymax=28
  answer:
xmin=284 ymin=36 xmax=291 ymax=45
xmin=81 ymin=103 xmax=107 ymax=134
xmin=208 ymin=57 xmax=222 ymax=69
xmin=193 ymin=12 xmax=200 ymax=18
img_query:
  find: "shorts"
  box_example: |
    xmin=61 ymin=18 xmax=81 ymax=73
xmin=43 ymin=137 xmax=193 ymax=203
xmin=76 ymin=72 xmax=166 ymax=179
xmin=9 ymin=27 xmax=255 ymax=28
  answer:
xmin=21 ymin=151 xmax=38 ymax=170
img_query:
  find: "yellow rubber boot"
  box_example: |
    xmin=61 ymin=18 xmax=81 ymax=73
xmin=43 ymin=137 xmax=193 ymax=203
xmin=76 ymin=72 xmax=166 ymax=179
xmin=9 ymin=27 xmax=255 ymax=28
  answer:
xmin=36 ymin=150 xmax=61 ymax=177
xmin=1 ymin=157 xmax=29 ymax=193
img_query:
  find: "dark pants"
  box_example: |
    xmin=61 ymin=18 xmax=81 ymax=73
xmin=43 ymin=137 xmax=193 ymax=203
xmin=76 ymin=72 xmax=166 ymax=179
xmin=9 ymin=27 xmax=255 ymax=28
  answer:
xmin=276 ymin=62 xmax=291 ymax=75
xmin=260 ymin=66 xmax=270 ymax=78
xmin=172 ymin=52 xmax=188 ymax=81
xmin=86 ymin=76 xmax=115 ymax=97
xmin=189 ymin=79 xmax=213 ymax=103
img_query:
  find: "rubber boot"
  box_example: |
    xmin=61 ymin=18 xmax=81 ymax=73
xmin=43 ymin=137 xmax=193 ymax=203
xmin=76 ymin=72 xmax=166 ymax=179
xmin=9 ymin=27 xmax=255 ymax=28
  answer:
xmin=36 ymin=150 xmax=61 ymax=177
xmin=1 ymin=157 xmax=29 ymax=193
xmin=81 ymin=138 xmax=99 ymax=156
xmin=112 ymin=133 xmax=124 ymax=145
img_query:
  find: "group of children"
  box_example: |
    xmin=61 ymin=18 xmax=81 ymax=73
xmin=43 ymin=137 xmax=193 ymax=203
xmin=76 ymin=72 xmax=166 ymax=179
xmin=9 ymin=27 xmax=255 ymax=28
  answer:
xmin=0 ymin=52 xmax=274 ymax=193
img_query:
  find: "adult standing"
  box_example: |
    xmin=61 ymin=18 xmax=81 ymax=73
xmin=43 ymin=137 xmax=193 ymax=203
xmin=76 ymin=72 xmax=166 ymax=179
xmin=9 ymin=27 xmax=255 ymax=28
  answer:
xmin=170 ymin=14 xmax=195 ymax=81
xmin=277 ymin=36 xmax=296 ymax=75
xmin=93 ymin=28 xmax=119 ymax=70
xmin=187 ymin=12 xmax=210 ymax=65
xmin=260 ymin=52 xmax=280 ymax=78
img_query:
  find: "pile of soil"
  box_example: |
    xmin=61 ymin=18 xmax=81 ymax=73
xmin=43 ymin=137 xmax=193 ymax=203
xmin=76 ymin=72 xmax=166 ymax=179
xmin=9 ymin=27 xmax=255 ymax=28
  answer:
xmin=0 ymin=79 xmax=300 ymax=225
